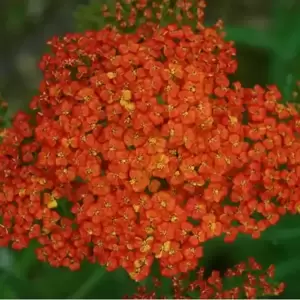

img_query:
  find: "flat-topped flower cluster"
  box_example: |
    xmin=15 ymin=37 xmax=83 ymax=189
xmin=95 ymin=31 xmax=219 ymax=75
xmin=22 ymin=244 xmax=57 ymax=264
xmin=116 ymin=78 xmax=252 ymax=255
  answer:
xmin=0 ymin=0 xmax=293 ymax=297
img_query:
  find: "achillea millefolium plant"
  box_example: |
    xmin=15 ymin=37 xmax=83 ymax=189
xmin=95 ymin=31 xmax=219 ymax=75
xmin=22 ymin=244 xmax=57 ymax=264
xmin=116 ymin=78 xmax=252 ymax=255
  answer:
xmin=4 ymin=0 xmax=300 ymax=298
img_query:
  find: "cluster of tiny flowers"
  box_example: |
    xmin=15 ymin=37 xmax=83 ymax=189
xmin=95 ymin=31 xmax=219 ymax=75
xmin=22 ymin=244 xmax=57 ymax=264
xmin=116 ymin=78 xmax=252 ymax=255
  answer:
xmin=126 ymin=258 xmax=284 ymax=299
xmin=0 ymin=0 xmax=295 ymax=294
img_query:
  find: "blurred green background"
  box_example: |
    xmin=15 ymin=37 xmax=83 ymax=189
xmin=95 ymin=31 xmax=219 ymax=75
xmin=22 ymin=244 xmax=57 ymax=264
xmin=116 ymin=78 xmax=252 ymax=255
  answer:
xmin=1 ymin=0 xmax=300 ymax=298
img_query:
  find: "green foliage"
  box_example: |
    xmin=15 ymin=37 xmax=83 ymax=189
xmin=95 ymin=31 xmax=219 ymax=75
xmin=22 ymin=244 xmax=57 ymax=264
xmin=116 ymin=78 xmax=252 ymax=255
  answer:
xmin=4 ymin=2 xmax=29 ymax=34
xmin=1 ymin=255 xmax=138 ymax=298
xmin=211 ymin=4 xmax=300 ymax=103
xmin=0 ymin=97 xmax=8 ymax=130
xmin=74 ymin=0 xmax=110 ymax=31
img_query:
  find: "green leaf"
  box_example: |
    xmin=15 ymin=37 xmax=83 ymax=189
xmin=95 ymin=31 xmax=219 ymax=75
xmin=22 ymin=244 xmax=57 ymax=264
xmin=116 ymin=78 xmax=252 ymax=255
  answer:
xmin=13 ymin=240 xmax=40 ymax=279
xmin=0 ymin=267 xmax=37 ymax=298
xmin=260 ymin=215 xmax=300 ymax=243
xmin=267 ymin=1 xmax=300 ymax=96
xmin=275 ymin=258 xmax=300 ymax=281
xmin=221 ymin=26 xmax=274 ymax=50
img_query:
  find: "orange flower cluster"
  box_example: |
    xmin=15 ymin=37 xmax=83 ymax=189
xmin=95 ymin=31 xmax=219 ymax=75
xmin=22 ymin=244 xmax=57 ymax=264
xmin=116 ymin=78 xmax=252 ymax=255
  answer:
xmin=0 ymin=0 xmax=294 ymax=292
xmin=126 ymin=258 xmax=284 ymax=299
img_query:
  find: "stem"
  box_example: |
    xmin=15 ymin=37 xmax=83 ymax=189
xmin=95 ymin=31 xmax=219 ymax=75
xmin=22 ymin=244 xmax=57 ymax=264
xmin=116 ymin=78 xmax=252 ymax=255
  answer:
xmin=69 ymin=266 xmax=106 ymax=299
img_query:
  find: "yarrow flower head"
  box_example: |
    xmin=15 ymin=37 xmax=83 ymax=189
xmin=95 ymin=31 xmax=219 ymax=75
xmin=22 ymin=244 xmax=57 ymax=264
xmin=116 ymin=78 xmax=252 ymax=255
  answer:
xmin=0 ymin=0 xmax=296 ymax=297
